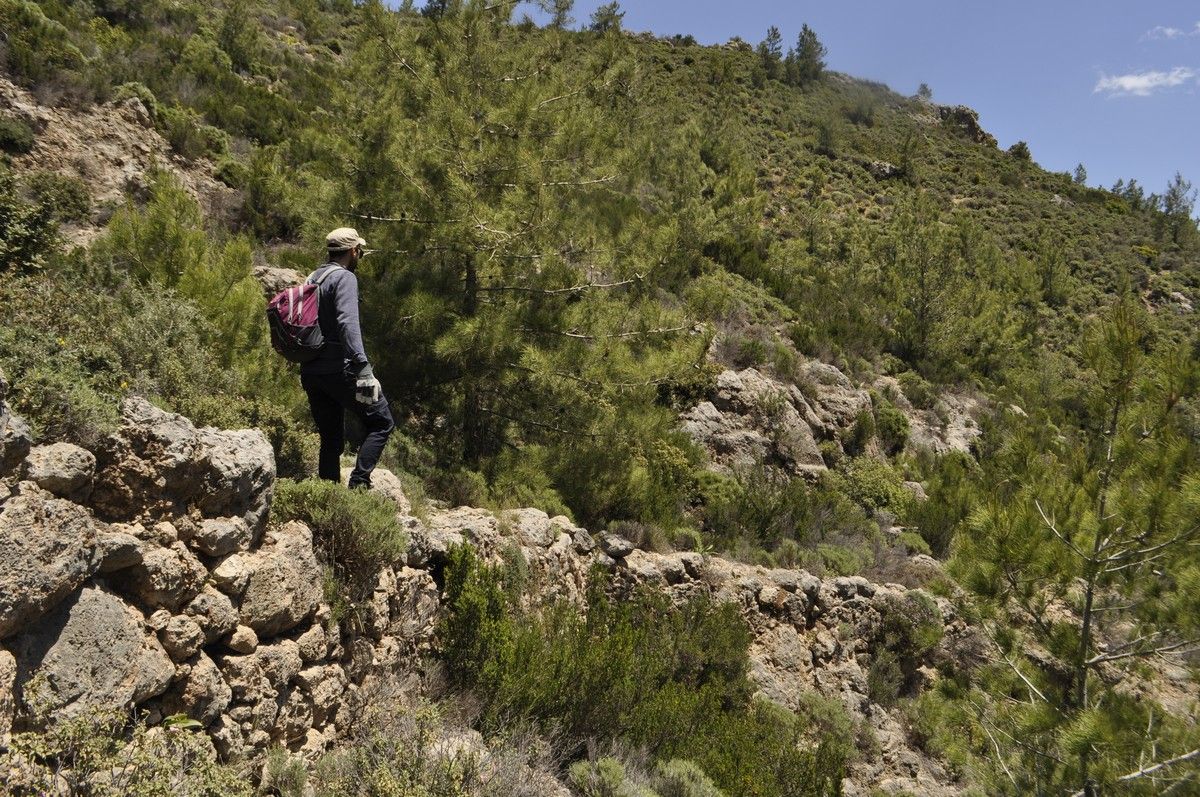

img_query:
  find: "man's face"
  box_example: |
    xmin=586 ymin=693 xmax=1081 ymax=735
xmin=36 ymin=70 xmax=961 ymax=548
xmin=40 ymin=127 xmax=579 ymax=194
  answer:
xmin=347 ymin=245 xmax=362 ymax=272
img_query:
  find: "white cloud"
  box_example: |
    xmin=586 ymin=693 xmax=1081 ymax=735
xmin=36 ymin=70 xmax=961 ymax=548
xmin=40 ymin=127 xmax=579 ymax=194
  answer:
xmin=1094 ymin=66 xmax=1197 ymax=96
xmin=1142 ymin=22 xmax=1200 ymax=40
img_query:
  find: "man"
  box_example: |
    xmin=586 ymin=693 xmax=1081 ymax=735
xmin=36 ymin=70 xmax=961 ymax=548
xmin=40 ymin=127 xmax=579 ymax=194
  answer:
xmin=300 ymin=227 xmax=394 ymax=488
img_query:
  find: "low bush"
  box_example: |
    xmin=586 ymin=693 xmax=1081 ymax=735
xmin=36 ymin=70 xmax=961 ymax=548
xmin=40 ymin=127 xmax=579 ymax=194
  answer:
xmin=0 ymin=113 xmax=36 ymax=153
xmin=440 ymin=545 xmax=845 ymax=796
xmin=0 ymin=703 xmax=250 ymax=796
xmin=271 ymin=478 xmax=408 ymax=619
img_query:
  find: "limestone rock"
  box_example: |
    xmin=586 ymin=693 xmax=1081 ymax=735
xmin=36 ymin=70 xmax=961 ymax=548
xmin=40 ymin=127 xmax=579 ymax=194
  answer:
xmin=296 ymin=624 xmax=326 ymax=663
xmin=600 ymin=532 xmax=634 ymax=559
xmin=682 ymin=368 xmax=826 ymax=477
xmin=91 ymin=399 xmax=274 ymax=534
xmin=240 ymin=522 xmax=322 ymax=637
xmin=226 ymin=625 xmax=259 ymax=654
xmin=190 ymin=516 xmax=251 ymax=558
xmin=160 ymin=615 xmax=205 ymax=662
xmin=95 ymin=529 xmax=143 ymax=573
xmin=113 ymin=541 xmax=206 ymax=611
xmin=21 ymin=443 xmax=96 ymax=502
xmin=7 ymin=585 xmax=173 ymax=723
xmin=211 ymin=553 xmax=249 ymax=597
xmin=252 ymin=265 xmax=304 ymax=300
xmin=0 ymin=389 xmax=31 ymax=478
xmin=184 ymin=586 xmax=239 ymax=645
xmin=0 ymin=484 xmax=99 ymax=639
xmin=161 ymin=652 xmax=231 ymax=726
xmin=340 ymin=465 xmax=411 ymax=514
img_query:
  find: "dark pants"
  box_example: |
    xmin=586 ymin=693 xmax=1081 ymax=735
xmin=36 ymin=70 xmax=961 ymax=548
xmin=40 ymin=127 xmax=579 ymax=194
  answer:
xmin=301 ymin=372 xmax=394 ymax=488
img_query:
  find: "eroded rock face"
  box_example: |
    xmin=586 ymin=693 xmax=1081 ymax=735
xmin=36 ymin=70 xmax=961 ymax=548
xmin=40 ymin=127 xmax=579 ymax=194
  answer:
xmin=0 ymin=484 xmax=99 ymax=639
xmin=682 ymin=368 xmax=827 ymax=477
xmin=7 ymin=585 xmax=173 ymax=724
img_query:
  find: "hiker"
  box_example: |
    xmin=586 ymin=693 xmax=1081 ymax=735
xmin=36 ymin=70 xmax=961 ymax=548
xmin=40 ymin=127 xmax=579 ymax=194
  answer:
xmin=301 ymin=227 xmax=394 ymax=488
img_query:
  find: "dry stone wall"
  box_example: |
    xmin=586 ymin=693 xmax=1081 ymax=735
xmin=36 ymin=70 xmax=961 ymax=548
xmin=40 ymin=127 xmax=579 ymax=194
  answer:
xmin=0 ymin=390 xmax=974 ymax=795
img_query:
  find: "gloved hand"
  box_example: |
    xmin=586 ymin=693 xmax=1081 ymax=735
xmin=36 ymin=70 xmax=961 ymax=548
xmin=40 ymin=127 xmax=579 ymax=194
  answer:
xmin=352 ymin=365 xmax=382 ymax=406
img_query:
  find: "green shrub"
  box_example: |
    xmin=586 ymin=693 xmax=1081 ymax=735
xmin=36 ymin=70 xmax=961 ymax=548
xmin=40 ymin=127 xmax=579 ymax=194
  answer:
xmin=0 ymin=114 xmax=35 ymax=153
xmin=842 ymin=409 xmax=875 ymax=456
xmin=896 ymin=371 xmax=936 ymax=410
xmin=874 ymin=400 xmax=909 ymax=455
xmin=440 ymin=545 xmax=845 ymax=796
xmin=0 ymin=166 xmax=57 ymax=273
xmin=272 ymin=478 xmax=408 ymax=618
xmin=655 ymin=759 xmax=726 ymax=797
xmin=28 ymin=172 xmax=90 ymax=223
xmin=833 ymin=457 xmax=911 ymax=515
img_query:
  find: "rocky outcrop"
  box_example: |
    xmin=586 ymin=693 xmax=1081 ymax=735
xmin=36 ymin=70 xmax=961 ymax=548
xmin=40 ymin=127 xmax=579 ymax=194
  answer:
xmin=0 ymin=75 xmax=235 ymax=246
xmin=682 ymin=368 xmax=827 ymax=477
xmin=937 ymin=104 xmax=997 ymax=148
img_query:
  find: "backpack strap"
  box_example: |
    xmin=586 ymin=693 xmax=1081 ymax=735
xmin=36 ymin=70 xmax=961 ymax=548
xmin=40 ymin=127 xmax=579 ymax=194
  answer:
xmin=306 ymin=263 xmax=343 ymax=286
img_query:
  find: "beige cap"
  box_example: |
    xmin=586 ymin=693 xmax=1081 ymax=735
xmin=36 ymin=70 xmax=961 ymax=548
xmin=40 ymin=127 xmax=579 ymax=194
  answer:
xmin=326 ymin=227 xmax=367 ymax=251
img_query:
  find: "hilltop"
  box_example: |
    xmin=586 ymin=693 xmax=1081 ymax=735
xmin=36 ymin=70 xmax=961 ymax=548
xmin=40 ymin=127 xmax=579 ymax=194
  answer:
xmin=0 ymin=1 xmax=1197 ymax=795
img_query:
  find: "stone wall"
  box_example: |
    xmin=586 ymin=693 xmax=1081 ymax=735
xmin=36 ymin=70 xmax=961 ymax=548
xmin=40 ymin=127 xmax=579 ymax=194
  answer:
xmin=0 ymin=392 xmax=976 ymax=795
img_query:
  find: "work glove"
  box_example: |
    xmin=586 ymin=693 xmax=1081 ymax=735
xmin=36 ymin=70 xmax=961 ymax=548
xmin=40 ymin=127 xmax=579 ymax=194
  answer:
xmin=352 ymin=365 xmax=382 ymax=406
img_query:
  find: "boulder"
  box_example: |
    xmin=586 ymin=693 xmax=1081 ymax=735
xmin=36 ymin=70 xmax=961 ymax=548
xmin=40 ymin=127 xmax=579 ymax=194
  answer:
xmin=193 ymin=425 xmax=275 ymax=533
xmin=600 ymin=532 xmax=634 ymax=559
xmin=95 ymin=528 xmax=144 ymax=573
xmin=252 ymin=265 xmax=304 ymax=300
xmin=240 ymin=522 xmax=322 ymax=637
xmin=7 ymin=585 xmax=173 ymax=723
xmin=211 ymin=553 xmax=250 ymax=597
xmin=226 ymin=625 xmax=259 ymax=654
xmin=21 ymin=443 xmax=96 ymax=502
xmin=0 ymin=484 xmax=99 ymax=639
xmin=159 ymin=615 xmax=205 ymax=662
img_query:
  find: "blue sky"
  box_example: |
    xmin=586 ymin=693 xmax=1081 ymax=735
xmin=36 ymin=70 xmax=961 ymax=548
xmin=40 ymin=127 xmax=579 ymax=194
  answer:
xmin=514 ymin=0 xmax=1200 ymax=197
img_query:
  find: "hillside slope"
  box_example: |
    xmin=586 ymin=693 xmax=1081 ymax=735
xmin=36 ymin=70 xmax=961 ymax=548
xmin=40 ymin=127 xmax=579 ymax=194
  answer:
xmin=0 ymin=2 xmax=1198 ymax=795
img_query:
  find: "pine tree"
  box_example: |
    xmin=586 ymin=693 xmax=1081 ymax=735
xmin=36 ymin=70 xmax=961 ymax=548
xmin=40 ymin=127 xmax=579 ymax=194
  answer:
xmin=1072 ymin=163 xmax=1087 ymax=185
xmin=343 ymin=1 xmax=702 ymax=522
xmin=588 ymin=2 xmax=623 ymax=33
xmin=785 ymin=24 xmax=826 ymax=87
xmin=953 ymin=293 xmax=1200 ymax=795
xmin=756 ymin=26 xmax=782 ymax=80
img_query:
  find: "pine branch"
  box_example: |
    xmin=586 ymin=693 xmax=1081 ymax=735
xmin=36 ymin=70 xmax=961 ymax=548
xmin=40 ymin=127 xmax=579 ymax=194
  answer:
xmin=1068 ymin=749 xmax=1200 ymax=797
xmin=1087 ymin=637 xmax=1200 ymax=666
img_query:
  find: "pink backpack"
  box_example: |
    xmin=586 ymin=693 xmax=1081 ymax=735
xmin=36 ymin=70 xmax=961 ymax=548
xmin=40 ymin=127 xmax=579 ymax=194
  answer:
xmin=266 ymin=265 xmax=341 ymax=363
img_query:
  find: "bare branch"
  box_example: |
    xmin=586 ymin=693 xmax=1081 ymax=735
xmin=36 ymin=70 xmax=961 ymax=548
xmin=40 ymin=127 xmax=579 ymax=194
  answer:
xmin=499 ymin=176 xmax=617 ymax=189
xmin=477 ymin=276 xmax=641 ymax=295
xmin=1068 ymin=748 xmax=1200 ymax=797
xmin=1088 ymin=637 xmax=1200 ymax=666
xmin=1035 ymin=500 xmax=1088 ymax=560
xmin=525 ymin=324 xmax=692 ymax=341
xmin=352 ymin=212 xmax=461 ymax=225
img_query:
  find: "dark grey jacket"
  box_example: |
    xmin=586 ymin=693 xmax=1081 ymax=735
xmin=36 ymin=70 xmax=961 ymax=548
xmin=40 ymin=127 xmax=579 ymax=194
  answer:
xmin=299 ymin=264 xmax=370 ymax=377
